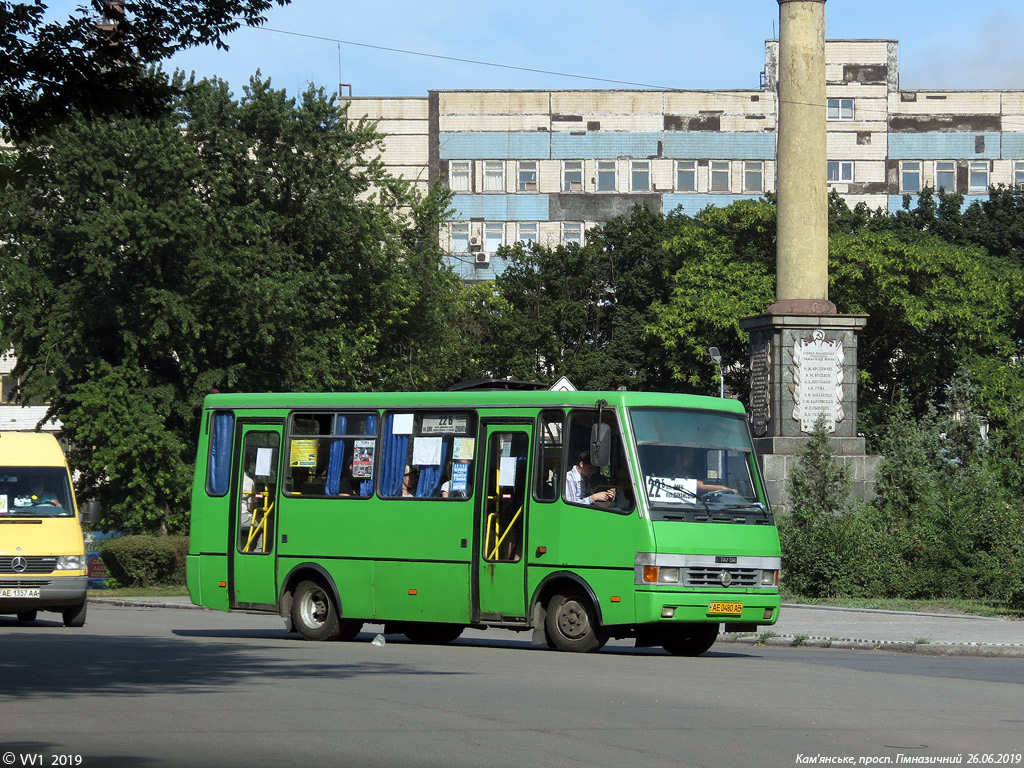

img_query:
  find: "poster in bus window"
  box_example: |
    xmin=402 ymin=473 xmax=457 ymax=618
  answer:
xmin=452 ymin=438 xmax=475 ymax=460
xmin=290 ymin=439 xmax=318 ymax=467
xmin=450 ymin=461 xmax=469 ymax=492
xmin=352 ymin=439 xmax=375 ymax=478
xmin=412 ymin=436 xmax=442 ymax=466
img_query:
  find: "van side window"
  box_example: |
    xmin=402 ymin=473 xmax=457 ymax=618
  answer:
xmin=534 ymin=409 xmax=564 ymax=502
xmin=379 ymin=411 xmax=477 ymax=499
xmin=207 ymin=411 xmax=234 ymax=497
xmin=284 ymin=412 xmax=378 ymax=499
xmin=563 ymin=409 xmax=634 ymax=513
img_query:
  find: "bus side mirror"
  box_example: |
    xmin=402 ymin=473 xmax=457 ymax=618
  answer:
xmin=82 ymin=500 xmax=101 ymax=525
xmin=590 ymin=423 xmax=611 ymax=467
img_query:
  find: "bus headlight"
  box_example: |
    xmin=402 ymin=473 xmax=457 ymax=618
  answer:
xmin=658 ymin=567 xmax=681 ymax=584
xmin=57 ymin=555 xmax=85 ymax=570
xmin=761 ymin=570 xmax=778 ymax=586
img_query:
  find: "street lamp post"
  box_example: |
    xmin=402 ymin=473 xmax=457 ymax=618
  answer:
xmin=708 ymin=347 xmax=725 ymax=399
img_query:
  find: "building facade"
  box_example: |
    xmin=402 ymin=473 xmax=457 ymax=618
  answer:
xmin=349 ymin=40 xmax=1024 ymax=280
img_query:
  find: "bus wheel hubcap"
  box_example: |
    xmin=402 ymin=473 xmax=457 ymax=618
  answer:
xmin=302 ymin=591 xmax=327 ymax=628
xmin=557 ymin=600 xmax=589 ymax=638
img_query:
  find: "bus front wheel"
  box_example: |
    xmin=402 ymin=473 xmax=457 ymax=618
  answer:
xmin=661 ymin=623 xmax=719 ymax=656
xmin=291 ymin=580 xmax=340 ymax=641
xmin=545 ymin=592 xmax=607 ymax=653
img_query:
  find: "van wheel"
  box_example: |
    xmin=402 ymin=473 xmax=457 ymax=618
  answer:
xmin=545 ymin=592 xmax=607 ymax=653
xmin=62 ymin=599 xmax=87 ymax=628
xmin=16 ymin=610 xmax=38 ymax=623
xmin=291 ymin=580 xmax=340 ymax=641
xmin=661 ymin=623 xmax=719 ymax=656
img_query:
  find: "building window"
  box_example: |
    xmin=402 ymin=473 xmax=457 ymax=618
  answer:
xmin=900 ymin=161 xmax=921 ymax=193
xmin=484 ymin=223 xmax=504 ymax=252
xmin=969 ymin=161 xmax=989 ymax=193
xmin=483 ymin=161 xmax=504 ymax=192
xmin=935 ymin=161 xmax=956 ymax=192
xmin=1015 ymin=161 xmax=1024 ymax=188
xmin=827 ymin=98 xmax=854 ymax=121
xmin=597 ymin=160 xmax=617 ymax=192
xmin=743 ymin=161 xmax=764 ymax=192
xmin=710 ymin=161 xmax=731 ymax=192
xmin=563 ymin=222 xmax=583 ymax=246
xmin=451 ymin=223 xmax=470 ymax=253
xmin=676 ymin=160 xmax=696 ymax=192
xmin=827 ymin=161 xmax=854 ymax=183
xmin=449 ymin=161 xmax=471 ymax=192
xmin=518 ymin=161 xmax=538 ymax=192
xmin=631 ymin=160 xmax=650 ymax=191
xmin=563 ymin=161 xmax=583 ymax=192
xmin=518 ymin=223 xmax=538 ymax=245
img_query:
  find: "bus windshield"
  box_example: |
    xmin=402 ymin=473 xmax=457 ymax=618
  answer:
xmin=0 ymin=467 xmax=75 ymax=518
xmin=629 ymin=408 xmax=770 ymax=524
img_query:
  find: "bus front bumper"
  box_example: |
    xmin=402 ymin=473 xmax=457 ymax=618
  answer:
xmin=634 ymin=589 xmax=780 ymax=627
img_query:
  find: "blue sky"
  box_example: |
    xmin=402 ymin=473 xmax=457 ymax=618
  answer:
xmin=48 ymin=1 xmax=1024 ymax=97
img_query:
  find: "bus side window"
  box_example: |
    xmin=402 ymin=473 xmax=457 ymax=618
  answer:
xmin=564 ymin=409 xmax=634 ymax=513
xmin=534 ymin=409 xmax=563 ymax=502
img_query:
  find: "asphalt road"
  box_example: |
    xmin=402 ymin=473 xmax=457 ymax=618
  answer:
xmin=1 ymin=603 xmax=1022 ymax=768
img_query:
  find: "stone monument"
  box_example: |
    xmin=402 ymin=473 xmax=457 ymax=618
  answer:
xmin=739 ymin=0 xmax=878 ymax=512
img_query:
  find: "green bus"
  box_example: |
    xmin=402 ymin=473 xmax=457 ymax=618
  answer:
xmin=186 ymin=385 xmax=781 ymax=655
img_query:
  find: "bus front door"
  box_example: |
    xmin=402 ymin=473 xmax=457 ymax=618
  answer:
xmin=475 ymin=425 xmax=531 ymax=621
xmin=231 ymin=424 xmax=282 ymax=609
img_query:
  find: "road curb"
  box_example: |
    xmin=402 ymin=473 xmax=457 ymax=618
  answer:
xmin=717 ymin=631 xmax=1024 ymax=657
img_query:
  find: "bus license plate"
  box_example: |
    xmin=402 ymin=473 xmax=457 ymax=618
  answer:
xmin=1 ymin=588 xmax=41 ymax=599
xmin=709 ymin=601 xmax=743 ymax=615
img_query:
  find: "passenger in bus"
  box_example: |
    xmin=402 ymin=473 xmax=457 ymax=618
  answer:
xmin=402 ymin=466 xmax=418 ymax=497
xmin=564 ymin=451 xmax=616 ymax=505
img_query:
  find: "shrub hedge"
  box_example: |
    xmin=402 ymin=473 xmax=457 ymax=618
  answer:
xmin=100 ymin=535 xmax=188 ymax=587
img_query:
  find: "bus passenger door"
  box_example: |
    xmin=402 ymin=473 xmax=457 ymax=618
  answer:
xmin=231 ymin=423 xmax=282 ymax=609
xmin=475 ymin=425 xmax=531 ymax=621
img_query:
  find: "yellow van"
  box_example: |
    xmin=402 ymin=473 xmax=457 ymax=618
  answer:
xmin=0 ymin=432 xmax=96 ymax=626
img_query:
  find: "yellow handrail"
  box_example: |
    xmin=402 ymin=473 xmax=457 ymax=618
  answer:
xmin=243 ymin=485 xmax=274 ymax=553
xmin=486 ymin=504 xmax=522 ymax=561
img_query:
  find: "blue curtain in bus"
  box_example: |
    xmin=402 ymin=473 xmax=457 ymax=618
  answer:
xmin=208 ymin=411 xmax=234 ymax=496
xmin=324 ymin=439 xmax=345 ymax=496
xmin=358 ymin=414 xmax=378 ymax=497
xmin=380 ymin=414 xmax=408 ymax=497
xmin=416 ymin=442 xmax=449 ymax=498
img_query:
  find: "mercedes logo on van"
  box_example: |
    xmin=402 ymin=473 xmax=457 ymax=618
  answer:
xmin=12 ymin=556 xmax=28 ymax=573
xmin=719 ymin=570 xmax=732 ymax=587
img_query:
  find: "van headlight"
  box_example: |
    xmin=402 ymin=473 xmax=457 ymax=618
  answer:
xmin=57 ymin=555 xmax=85 ymax=570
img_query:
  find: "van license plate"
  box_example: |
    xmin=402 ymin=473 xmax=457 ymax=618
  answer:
xmin=0 ymin=588 xmax=41 ymax=599
xmin=708 ymin=601 xmax=743 ymax=615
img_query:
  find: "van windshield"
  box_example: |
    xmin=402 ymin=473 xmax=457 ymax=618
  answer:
xmin=629 ymin=408 xmax=772 ymax=524
xmin=0 ymin=468 xmax=75 ymax=518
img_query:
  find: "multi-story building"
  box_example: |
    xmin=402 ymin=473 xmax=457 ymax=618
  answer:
xmin=349 ymin=39 xmax=1024 ymax=280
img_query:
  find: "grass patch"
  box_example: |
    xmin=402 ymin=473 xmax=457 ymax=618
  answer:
xmin=779 ymin=590 xmax=1024 ymax=619
xmin=89 ymin=585 xmax=188 ymax=598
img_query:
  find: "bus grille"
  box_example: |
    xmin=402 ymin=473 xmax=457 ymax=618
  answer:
xmin=0 ymin=557 xmax=58 ymax=574
xmin=0 ymin=579 xmax=51 ymax=587
xmin=685 ymin=567 xmax=760 ymax=588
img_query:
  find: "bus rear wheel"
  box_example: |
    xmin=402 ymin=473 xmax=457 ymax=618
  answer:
xmin=401 ymin=622 xmax=463 ymax=645
xmin=661 ymin=623 xmax=719 ymax=656
xmin=291 ymin=580 xmax=340 ymax=641
xmin=545 ymin=592 xmax=607 ymax=653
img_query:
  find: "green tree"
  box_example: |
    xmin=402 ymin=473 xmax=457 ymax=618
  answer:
xmin=828 ymin=230 xmax=1024 ymax=429
xmin=649 ymin=200 xmax=776 ymax=398
xmin=0 ymin=73 xmax=459 ymax=532
xmin=1 ymin=0 xmax=290 ymax=144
